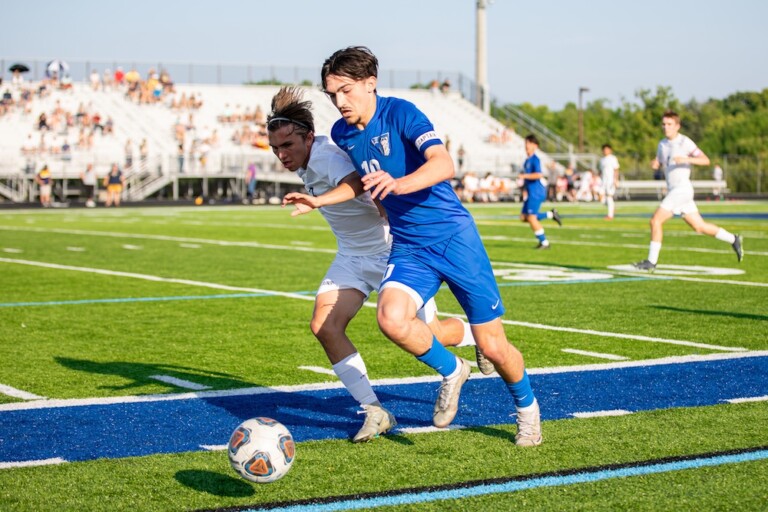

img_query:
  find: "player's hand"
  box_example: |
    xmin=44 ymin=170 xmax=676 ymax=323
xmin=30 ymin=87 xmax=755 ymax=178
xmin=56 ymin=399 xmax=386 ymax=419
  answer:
xmin=282 ymin=192 xmax=319 ymax=217
xmin=650 ymin=158 xmax=660 ymax=170
xmin=361 ymin=170 xmax=399 ymax=200
xmin=672 ymin=156 xmax=688 ymax=164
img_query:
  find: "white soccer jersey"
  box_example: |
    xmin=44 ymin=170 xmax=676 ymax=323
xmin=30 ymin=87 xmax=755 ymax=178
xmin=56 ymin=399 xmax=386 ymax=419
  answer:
xmin=599 ymin=154 xmax=620 ymax=187
xmin=297 ymin=136 xmax=390 ymax=256
xmin=656 ymin=134 xmax=702 ymax=189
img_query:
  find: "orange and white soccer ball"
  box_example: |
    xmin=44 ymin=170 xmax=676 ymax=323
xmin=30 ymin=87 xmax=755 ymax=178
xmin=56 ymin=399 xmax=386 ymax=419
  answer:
xmin=227 ymin=417 xmax=295 ymax=483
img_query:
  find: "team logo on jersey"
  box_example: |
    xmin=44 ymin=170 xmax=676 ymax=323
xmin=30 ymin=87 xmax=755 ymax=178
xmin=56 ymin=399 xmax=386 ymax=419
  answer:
xmin=370 ymin=133 xmax=391 ymax=156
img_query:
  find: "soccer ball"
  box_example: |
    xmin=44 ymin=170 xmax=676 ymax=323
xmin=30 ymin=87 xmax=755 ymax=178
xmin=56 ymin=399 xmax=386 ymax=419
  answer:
xmin=227 ymin=417 xmax=295 ymax=483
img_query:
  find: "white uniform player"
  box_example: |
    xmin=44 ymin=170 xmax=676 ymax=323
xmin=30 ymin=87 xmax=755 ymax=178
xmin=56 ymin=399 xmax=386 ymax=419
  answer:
xmin=267 ymin=87 xmax=485 ymax=443
xmin=598 ymin=144 xmax=620 ymax=219
xmin=633 ymin=111 xmax=743 ymax=271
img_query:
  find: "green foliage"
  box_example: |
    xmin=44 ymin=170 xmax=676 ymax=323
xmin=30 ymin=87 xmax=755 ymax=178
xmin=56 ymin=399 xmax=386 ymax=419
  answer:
xmin=509 ymin=87 xmax=768 ymax=173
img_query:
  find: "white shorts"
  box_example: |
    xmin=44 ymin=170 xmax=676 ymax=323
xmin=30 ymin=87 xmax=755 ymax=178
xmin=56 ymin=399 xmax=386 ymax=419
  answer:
xmin=603 ymin=182 xmax=616 ymax=197
xmin=317 ymin=251 xmax=390 ymax=299
xmin=660 ymin=184 xmax=698 ymax=216
xmin=317 ymin=250 xmax=437 ymax=322
xmin=40 ymin=184 xmax=52 ymax=196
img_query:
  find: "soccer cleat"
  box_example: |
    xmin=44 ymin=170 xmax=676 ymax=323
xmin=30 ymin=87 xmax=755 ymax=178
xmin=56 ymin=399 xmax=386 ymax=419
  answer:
xmin=632 ymin=259 xmax=656 ymax=272
xmin=433 ymin=358 xmax=471 ymax=428
xmin=535 ymin=242 xmax=550 ymax=250
xmin=515 ymin=399 xmax=543 ymax=447
xmin=474 ymin=346 xmax=495 ymax=375
xmin=604 ymin=216 xmax=613 ymax=221
xmin=732 ymin=234 xmax=744 ymax=262
xmin=353 ymin=403 xmax=397 ymax=443
xmin=551 ymin=208 xmax=562 ymax=226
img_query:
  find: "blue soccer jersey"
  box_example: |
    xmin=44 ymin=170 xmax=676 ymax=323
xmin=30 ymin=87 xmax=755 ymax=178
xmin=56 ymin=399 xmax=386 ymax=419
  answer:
xmin=331 ymin=95 xmax=473 ymax=250
xmin=522 ymin=153 xmax=546 ymax=198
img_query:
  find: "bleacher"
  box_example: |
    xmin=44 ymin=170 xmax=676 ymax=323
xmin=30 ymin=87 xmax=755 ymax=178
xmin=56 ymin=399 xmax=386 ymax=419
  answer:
xmin=0 ymin=80 xmax=535 ymax=204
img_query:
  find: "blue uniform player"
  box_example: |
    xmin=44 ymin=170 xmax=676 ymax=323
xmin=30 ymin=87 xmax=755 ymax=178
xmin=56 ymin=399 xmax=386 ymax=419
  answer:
xmin=520 ymin=134 xmax=562 ymax=249
xmin=321 ymin=46 xmax=542 ymax=446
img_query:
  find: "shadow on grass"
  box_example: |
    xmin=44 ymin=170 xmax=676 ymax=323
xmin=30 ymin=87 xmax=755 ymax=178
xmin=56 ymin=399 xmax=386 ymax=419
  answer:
xmin=55 ymin=357 xmax=254 ymax=391
xmin=651 ymin=305 xmax=768 ymax=322
xmin=175 ymin=469 xmax=255 ymax=497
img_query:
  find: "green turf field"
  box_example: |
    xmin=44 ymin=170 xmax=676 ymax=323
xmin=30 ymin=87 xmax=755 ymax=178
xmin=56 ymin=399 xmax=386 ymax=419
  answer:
xmin=0 ymin=200 xmax=766 ymax=511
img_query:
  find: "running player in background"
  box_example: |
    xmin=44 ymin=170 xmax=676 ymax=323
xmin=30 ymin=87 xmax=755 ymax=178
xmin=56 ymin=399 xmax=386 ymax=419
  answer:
xmin=599 ymin=143 xmax=620 ymax=220
xmin=270 ymin=86 xmax=490 ymax=443
xmin=633 ymin=111 xmax=743 ymax=271
xmin=319 ymin=46 xmax=542 ymax=446
xmin=520 ymin=134 xmax=562 ymax=249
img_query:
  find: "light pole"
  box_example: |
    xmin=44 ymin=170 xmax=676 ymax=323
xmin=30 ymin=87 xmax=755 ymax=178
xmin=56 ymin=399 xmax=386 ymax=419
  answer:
xmin=578 ymin=86 xmax=589 ymax=153
xmin=476 ymin=0 xmax=490 ymax=113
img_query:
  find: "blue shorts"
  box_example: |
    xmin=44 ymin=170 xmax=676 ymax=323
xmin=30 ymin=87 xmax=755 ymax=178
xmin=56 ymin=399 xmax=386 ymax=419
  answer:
xmin=522 ymin=193 xmax=545 ymax=216
xmin=381 ymin=224 xmax=505 ymax=324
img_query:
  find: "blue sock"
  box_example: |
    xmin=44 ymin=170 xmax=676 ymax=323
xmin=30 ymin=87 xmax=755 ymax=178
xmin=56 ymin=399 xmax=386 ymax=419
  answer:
xmin=506 ymin=370 xmax=535 ymax=408
xmin=535 ymin=229 xmax=547 ymax=244
xmin=416 ymin=337 xmax=458 ymax=377
xmin=536 ymin=212 xmax=548 ymax=221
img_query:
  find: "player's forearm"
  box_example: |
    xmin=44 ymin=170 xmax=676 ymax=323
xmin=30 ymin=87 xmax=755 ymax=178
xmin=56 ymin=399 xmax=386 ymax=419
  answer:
xmin=395 ymin=153 xmax=454 ymax=195
xmin=315 ymin=182 xmax=358 ymax=207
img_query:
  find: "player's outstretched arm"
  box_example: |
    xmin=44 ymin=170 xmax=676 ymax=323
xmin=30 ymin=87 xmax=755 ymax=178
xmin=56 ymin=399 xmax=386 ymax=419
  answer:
xmin=282 ymin=171 xmax=364 ymax=217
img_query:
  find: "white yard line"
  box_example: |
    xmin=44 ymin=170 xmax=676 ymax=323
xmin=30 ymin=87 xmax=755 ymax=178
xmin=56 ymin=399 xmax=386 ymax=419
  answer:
xmin=2 ymin=351 xmax=766 ymax=413
xmin=561 ymin=349 xmax=629 ymax=361
xmin=0 ymin=226 xmax=337 ymax=254
xmin=0 ymin=383 xmax=46 ymax=400
xmin=724 ymin=395 xmax=768 ymax=404
xmin=298 ymin=366 xmax=337 ymax=376
xmin=149 ymin=375 xmax=211 ymax=390
xmin=0 ymin=458 xmax=67 ymax=469
xmin=0 ymin=257 xmax=316 ymax=303
xmin=0 ymin=256 xmax=748 ymax=354
xmin=572 ymin=410 xmax=633 ymax=418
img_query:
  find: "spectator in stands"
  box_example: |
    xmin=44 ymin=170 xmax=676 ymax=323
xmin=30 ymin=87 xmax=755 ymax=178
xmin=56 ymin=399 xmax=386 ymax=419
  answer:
xmin=177 ymin=143 xmax=185 ymax=174
xmin=461 ymin=170 xmax=479 ymax=202
xmin=90 ymin=69 xmax=101 ymax=91
xmin=124 ymin=139 xmax=134 ymax=169
xmin=21 ymin=134 xmax=36 ymax=156
xmin=478 ymin=172 xmax=498 ymax=203
xmin=546 ymin=160 xmax=558 ymax=201
xmin=456 ymin=144 xmax=466 ymax=172
xmin=139 ymin=139 xmax=148 ymax=167
xmin=114 ymin=67 xmax=125 ymax=85
xmin=575 ymin=169 xmax=594 ymax=202
xmin=632 ymin=111 xmax=743 ymax=271
xmin=103 ymin=163 xmax=125 ymax=207
xmin=80 ymin=163 xmax=98 ymax=207
xmin=35 ymin=164 xmax=53 ymax=207
xmin=38 ymin=112 xmax=50 ymax=131
xmin=440 ymin=78 xmax=451 ymax=93
xmin=245 ymin=162 xmax=258 ymax=203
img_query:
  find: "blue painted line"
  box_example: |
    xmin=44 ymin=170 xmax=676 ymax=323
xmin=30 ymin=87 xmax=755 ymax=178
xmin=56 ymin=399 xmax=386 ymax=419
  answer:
xmin=1 ymin=356 xmax=766 ymax=465
xmin=0 ymin=291 xmax=316 ymax=308
xmin=245 ymin=449 xmax=768 ymax=512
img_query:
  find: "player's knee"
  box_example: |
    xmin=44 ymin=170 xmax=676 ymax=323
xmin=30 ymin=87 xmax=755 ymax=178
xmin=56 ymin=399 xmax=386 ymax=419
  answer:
xmin=478 ymin=335 xmax=518 ymax=366
xmin=376 ymin=307 xmax=410 ymax=341
xmin=310 ymin=315 xmax=342 ymax=343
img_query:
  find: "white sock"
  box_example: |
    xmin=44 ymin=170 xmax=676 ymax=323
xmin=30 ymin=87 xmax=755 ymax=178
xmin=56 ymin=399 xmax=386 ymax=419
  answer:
xmin=332 ymin=352 xmax=377 ymax=406
xmin=607 ymin=197 xmax=615 ymax=217
xmin=715 ymin=228 xmax=736 ymax=244
xmin=516 ymin=398 xmax=538 ymax=414
xmin=648 ymin=241 xmax=662 ymax=264
xmin=454 ymin=319 xmax=476 ymax=347
xmin=546 ymin=211 xmax=553 ymax=219
xmin=445 ymin=356 xmax=463 ymax=380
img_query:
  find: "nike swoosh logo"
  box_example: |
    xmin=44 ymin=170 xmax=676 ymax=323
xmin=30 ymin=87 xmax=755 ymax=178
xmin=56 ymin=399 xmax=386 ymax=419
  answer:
xmin=491 ymin=299 xmax=500 ymax=310
xmin=347 ymin=145 xmax=355 ymax=150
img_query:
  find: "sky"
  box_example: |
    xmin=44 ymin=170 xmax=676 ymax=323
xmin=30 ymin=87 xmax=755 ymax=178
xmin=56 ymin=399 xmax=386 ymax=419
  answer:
xmin=2 ymin=0 xmax=767 ymax=109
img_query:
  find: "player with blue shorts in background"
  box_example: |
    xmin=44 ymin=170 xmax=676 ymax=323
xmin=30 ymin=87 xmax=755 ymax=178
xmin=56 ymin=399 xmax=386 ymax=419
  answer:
xmin=319 ymin=46 xmax=542 ymax=446
xmin=520 ymin=134 xmax=562 ymax=249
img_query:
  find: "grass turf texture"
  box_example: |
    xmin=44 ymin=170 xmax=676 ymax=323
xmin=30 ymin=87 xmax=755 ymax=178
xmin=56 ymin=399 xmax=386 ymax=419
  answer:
xmin=0 ymin=403 xmax=765 ymax=511
xmin=0 ymin=201 xmax=766 ymax=510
